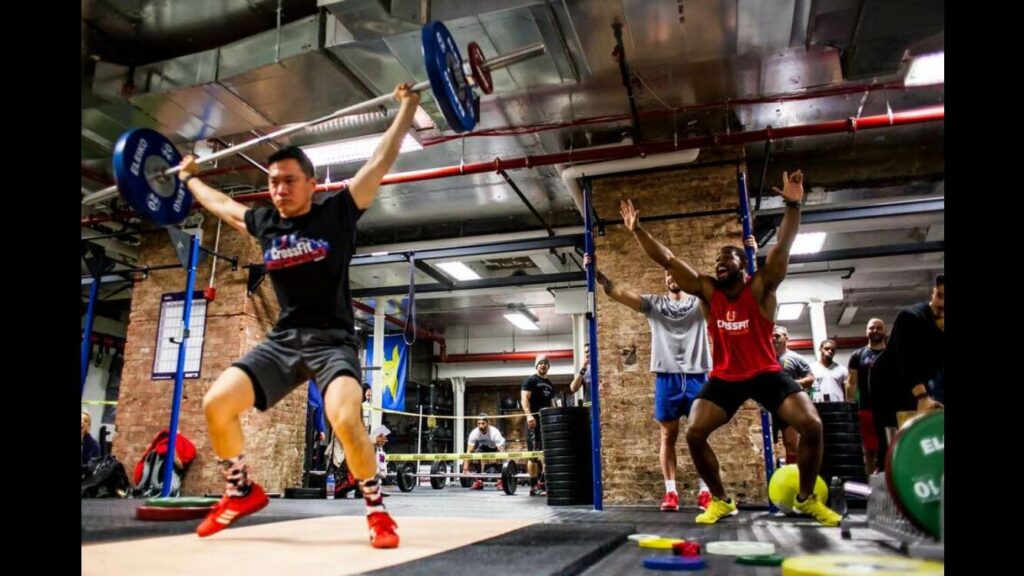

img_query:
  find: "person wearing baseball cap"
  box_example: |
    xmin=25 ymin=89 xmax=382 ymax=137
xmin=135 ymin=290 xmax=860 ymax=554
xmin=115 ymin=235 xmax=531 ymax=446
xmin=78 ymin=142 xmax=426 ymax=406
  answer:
xmin=521 ymin=354 xmax=555 ymax=496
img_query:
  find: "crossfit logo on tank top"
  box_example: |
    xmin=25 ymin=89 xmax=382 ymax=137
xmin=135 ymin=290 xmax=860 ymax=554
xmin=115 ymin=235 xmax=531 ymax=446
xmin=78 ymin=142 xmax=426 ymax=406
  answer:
xmin=716 ymin=307 xmax=750 ymax=333
xmin=263 ymin=233 xmax=329 ymax=270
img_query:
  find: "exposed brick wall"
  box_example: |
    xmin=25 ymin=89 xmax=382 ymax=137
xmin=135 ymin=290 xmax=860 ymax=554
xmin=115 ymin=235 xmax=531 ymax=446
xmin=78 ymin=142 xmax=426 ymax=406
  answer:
xmin=592 ymin=154 xmax=771 ymax=505
xmin=113 ymin=212 xmax=306 ymax=494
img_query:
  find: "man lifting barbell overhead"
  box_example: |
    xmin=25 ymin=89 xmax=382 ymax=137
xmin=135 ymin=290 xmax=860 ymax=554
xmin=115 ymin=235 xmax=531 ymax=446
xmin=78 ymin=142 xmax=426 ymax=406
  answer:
xmin=178 ymin=82 xmax=419 ymax=548
xmin=95 ymin=19 xmax=549 ymax=549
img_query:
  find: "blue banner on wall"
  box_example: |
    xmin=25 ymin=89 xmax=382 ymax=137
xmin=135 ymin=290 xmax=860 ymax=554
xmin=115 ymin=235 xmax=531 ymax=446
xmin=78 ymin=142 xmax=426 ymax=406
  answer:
xmin=365 ymin=335 xmax=408 ymax=410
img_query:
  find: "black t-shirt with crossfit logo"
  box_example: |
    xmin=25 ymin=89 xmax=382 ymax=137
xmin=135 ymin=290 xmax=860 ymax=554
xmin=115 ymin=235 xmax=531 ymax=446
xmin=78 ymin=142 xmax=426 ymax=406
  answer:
xmin=245 ymin=191 xmax=364 ymax=332
xmin=521 ymin=375 xmax=556 ymax=413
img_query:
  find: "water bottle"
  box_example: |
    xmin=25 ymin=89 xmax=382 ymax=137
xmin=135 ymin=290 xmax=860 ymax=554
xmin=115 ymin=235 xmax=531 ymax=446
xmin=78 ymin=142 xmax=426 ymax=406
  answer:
xmin=326 ymin=473 xmax=336 ymax=499
xmin=829 ymin=476 xmax=845 ymax=517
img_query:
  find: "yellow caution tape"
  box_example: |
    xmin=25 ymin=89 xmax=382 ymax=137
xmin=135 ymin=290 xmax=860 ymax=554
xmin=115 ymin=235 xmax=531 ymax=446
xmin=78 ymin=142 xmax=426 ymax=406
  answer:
xmin=387 ymin=451 xmax=544 ymax=462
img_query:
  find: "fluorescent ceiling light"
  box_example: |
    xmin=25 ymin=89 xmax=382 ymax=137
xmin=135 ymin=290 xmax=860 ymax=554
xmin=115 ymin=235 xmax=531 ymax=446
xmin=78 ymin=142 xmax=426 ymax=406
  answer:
xmin=776 ymin=303 xmax=804 ymax=321
xmin=504 ymin=309 xmax=540 ymax=330
xmin=838 ymin=305 xmax=859 ymax=326
xmin=436 ymin=261 xmax=481 ymax=281
xmin=791 ymin=232 xmax=827 ymax=255
xmin=413 ymin=106 xmax=435 ymax=130
xmin=301 ymin=133 xmax=422 ymax=167
xmin=905 ymin=51 xmax=944 ymax=87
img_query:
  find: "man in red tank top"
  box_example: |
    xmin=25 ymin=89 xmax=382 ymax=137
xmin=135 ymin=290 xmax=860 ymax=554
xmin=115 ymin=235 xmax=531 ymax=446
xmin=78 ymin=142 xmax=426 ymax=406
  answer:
xmin=620 ymin=170 xmax=840 ymax=527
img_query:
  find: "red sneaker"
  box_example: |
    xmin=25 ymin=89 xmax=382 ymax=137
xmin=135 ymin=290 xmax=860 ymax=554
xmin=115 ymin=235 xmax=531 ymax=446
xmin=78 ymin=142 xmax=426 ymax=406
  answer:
xmin=367 ymin=511 xmax=400 ymax=549
xmin=196 ymin=482 xmax=269 ymax=537
xmin=471 ymin=480 xmax=484 ymax=490
xmin=660 ymin=491 xmax=680 ymax=511
xmin=495 ymin=479 xmax=504 ymax=491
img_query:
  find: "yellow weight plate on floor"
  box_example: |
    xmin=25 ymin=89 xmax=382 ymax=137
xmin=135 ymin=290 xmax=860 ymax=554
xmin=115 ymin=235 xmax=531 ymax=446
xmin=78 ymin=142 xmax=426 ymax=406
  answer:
xmin=638 ymin=537 xmax=685 ymax=549
xmin=782 ymin=555 xmax=945 ymax=575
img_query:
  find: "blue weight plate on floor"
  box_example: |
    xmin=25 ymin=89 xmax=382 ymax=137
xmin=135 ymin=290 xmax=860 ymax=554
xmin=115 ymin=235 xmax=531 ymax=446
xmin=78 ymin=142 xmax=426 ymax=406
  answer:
xmin=643 ymin=555 xmax=707 ymax=571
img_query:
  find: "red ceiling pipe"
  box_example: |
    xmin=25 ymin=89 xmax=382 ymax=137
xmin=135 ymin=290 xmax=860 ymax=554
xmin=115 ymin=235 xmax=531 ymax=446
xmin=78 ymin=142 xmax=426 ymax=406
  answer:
xmin=229 ymin=105 xmax=944 ymax=203
xmin=351 ymin=300 xmax=448 ymax=361
xmin=86 ymin=105 xmax=943 ymax=220
xmin=422 ymin=80 xmax=933 ymax=145
xmin=80 ymin=210 xmax=136 ymax=226
xmin=438 ymin=350 xmax=575 ymax=363
xmin=787 ymin=336 xmax=868 ymax=351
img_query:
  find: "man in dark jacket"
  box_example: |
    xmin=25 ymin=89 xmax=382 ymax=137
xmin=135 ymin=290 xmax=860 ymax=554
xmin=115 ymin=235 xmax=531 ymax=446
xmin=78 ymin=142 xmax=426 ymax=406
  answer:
xmin=870 ymin=274 xmax=944 ymax=469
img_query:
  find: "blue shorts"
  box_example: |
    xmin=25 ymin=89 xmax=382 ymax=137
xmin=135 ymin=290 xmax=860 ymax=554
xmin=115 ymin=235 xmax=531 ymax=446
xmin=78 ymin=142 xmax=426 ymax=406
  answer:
xmin=654 ymin=373 xmax=707 ymax=422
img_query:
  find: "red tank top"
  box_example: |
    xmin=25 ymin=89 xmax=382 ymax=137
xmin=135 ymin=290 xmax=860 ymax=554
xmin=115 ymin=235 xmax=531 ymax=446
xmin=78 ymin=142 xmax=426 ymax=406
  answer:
xmin=708 ymin=280 xmax=781 ymax=381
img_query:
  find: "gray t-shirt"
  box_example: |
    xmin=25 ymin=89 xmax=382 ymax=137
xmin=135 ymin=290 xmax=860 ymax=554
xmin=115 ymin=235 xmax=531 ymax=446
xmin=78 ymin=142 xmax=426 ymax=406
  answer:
xmin=640 ymin=294 xmax=712 ymax=374
xmin=778 ymin=350 xmax=812 ymax=380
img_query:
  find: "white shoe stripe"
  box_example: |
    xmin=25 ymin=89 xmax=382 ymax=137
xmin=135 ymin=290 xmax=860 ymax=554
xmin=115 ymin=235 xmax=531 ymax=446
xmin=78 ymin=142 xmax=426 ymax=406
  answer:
xmin=215 ymin=510 xmax=240 ymax=524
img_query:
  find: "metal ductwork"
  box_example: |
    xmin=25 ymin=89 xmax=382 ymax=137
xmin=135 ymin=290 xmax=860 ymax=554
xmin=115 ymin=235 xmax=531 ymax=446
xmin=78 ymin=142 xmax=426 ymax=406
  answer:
xmin=82 ymin=0 xmax=320 ymax=66
xmin=289 ymin=110 xmax=401 ymax=147
xmin=89 ymin=13 xmax=376 ymax=147
xmin=317 ymin=0 xmax=422 ymax=41
xmin=318 ymin=0 xmax=534 ymax=41
xmin=82 ymin=1 xmax=578 ymax=175
xmin=807 ymin=0 xmax=944 ymax=79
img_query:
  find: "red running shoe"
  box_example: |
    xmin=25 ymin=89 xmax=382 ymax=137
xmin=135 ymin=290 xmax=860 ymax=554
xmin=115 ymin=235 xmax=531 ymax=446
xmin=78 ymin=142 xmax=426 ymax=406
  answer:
xmin=196 ymin=483 xmax=269 ymax=537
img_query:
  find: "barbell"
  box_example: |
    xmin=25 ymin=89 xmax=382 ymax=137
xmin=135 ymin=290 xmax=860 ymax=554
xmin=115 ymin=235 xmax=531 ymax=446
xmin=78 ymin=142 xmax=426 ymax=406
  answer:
xmin=82 ymin=20 xmax=546 ymax=226
xmin=390 ymin=459 xmax=532 ymax=495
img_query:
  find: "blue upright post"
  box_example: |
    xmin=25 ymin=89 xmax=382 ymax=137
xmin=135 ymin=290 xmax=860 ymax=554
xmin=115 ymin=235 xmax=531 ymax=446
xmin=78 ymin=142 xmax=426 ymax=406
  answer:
xmin=737 ymin=170 xmax=778 ymax=512
xmin=161 ymin=232 xmax=202 ymax=497
xmin=81 ymin=277 xmax=101 ymax=398
xmin=582 ymin=178 xmax=603 ymax=511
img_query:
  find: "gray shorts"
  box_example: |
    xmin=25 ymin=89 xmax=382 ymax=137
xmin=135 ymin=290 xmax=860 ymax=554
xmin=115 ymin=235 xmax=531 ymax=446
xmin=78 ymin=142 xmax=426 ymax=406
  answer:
xmin=233 ymin=328 xmax=360 ymax=411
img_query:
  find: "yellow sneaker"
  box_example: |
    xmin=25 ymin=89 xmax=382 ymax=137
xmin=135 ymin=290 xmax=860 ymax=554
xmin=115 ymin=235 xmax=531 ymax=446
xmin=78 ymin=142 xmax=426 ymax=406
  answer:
xmin=695 ymin=496 xmax=737 ymax=524
xmin=793 ymin=494 xmax=842 ymax=527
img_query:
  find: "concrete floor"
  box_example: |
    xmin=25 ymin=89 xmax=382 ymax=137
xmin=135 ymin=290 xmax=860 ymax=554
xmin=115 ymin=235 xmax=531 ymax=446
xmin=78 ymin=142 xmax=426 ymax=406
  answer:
xmin=82 ymin=484 xmax=936 ymax=575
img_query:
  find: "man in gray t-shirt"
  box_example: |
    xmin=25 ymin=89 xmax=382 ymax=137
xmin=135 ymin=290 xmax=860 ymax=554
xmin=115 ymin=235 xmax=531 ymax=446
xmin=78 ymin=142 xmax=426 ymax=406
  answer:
xmin=589 ymin=255 xmax=713 ymax=512
xmin=771 ymin=326 xmax=815 ymax=464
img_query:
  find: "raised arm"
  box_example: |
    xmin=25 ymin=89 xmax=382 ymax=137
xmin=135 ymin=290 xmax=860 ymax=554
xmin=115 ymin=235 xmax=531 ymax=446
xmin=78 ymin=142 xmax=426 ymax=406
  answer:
xmin=759 ymin=170 xmax=805 ymax=294
xmin=347 ymin=83 xmax=421 ymax=209
xmin=621 ymin=199 xmax=713 ymax=301
xmin=585 ymin=253 xmax=643 ymax=312
xmin=569 ymin=364 xmax=587 ymax=394
xmin=179 ymin=156 xmax=250 ymax=234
